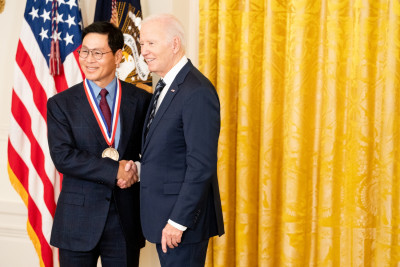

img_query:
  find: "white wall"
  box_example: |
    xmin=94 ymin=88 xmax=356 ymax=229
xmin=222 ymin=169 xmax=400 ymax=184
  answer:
xmin=0 ymin=0 xmax=199 ymax=266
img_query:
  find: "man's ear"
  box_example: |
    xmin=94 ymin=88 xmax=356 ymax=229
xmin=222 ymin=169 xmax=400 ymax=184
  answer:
xmin=172 ymin=36 xmax=181 ymax=54
xmin=115 ymin=49 xmax=123 ymax=65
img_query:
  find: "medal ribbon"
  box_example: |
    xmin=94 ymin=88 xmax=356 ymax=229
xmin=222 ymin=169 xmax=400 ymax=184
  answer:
xmin=83 ymin=79 xmax=121 ymax=146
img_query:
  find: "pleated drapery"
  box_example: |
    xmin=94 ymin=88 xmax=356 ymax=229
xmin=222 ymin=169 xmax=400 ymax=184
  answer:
xmin=199 ymin=0 xmax=400 ymax=266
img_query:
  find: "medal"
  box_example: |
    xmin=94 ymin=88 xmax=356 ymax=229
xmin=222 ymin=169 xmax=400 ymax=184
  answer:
xmin=83 ymin=79 xmax=122 ymax=160
xmin=102 ymin=147 xmax=119 ymax=161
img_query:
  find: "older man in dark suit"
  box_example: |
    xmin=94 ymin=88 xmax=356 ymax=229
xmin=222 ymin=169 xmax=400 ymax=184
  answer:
xmin=47 ymin=21 xmax=151 ymax=267
xmin=137 ymin=14 xmax=225 ymax=267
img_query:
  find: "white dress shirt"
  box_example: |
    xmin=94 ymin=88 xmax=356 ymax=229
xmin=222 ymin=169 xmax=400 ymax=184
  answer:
xmin=155 ymin=56 xmax=188 ymax=113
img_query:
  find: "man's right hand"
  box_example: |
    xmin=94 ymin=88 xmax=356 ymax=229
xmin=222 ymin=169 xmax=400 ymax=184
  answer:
xmin=116 ymin=160 xmax=138 ymax=189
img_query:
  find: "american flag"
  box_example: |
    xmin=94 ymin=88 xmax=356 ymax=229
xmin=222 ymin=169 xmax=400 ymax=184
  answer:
xmin=7 ymin=0 xmax=83 ymax=266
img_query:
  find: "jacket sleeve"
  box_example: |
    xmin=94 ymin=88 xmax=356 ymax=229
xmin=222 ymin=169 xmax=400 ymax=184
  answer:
xmin=168 ymin=85 xmax=220 ymax=228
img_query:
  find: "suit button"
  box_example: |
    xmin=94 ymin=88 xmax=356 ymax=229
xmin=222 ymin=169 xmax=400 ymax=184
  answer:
xmin=105 ymin=197 xmax=110 ymax=202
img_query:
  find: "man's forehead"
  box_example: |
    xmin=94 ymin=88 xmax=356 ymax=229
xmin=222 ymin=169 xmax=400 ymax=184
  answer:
xmin=83 ymin=33 xmax=108 ymax=41
xmin=82 ymin=34 xmax=109 ymax=45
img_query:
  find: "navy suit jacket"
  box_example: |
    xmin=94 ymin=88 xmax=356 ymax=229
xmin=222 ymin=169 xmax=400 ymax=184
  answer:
xmin=140 ymin=60 xmax=225 ymax=244
xmin=47 ymin=80 xmax=151 ymax=251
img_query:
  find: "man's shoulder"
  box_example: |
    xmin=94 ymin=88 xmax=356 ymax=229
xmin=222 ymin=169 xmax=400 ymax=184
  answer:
xmin=47 ymin=82 xmax=84 ymax=105
xmin=49 ymin=82 xmax=84 ymax=100
xmin=180 ymin=66 xmax=216 ymax=94
xmin=120 ymin=80 xmax=152 ymax=99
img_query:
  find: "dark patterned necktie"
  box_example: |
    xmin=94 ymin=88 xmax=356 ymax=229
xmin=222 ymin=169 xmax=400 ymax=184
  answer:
xmin=145 ymin=79 xmax=166 ymax=139
xmin=99 ymin=89 xmax=111 ymax=131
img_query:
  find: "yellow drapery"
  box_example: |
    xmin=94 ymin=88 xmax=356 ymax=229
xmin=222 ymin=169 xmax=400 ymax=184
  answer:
xmin=199 ymin=0 xmax=400 ymax=266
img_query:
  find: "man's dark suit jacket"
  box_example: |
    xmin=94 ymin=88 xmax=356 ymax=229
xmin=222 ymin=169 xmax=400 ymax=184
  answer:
xmin=47 ymin=80 xmax=151 ymax=251
xmin=140 ymin=60 xmax=225 ymax=244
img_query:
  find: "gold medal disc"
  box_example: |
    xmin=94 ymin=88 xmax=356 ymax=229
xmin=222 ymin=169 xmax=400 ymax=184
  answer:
xmin=102 ymin=147 xmax=119 ymax=161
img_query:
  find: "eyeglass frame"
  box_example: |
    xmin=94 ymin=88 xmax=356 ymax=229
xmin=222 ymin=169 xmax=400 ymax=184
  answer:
xmin=77 ymin=48 xmax=114 ymax=60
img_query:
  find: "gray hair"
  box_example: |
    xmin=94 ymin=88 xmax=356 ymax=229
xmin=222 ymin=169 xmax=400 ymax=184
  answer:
xmin=141 ymin=13 xmax=186 ymax=52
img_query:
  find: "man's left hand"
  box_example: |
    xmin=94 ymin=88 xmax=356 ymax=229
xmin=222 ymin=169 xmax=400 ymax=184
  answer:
xmin=161 ymin=223 xmax=183 ymax=253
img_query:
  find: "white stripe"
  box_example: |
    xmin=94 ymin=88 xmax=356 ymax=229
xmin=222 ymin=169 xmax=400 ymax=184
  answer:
xmin=19 ymin=20 xmax=56 ymax=98
xmin=64 ymin=53 xmax=83 ymax=87
xmin=111 ymin=81 xmax=121 ymax=130
xmin=53 ymin=171 xmax=61 ymax=203
xmin=9 ymin=116 xmax=54 ymax=243
xmin=13 ymin=65 xmax=57 ymax=187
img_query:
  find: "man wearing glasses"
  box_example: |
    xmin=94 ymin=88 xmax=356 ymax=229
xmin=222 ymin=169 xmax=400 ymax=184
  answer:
xmin=47 ymin=21 xmax=151 ymax=267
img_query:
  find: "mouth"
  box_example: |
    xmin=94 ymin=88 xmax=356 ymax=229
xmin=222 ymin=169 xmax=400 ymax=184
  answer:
xmin=85 ymin=66 xmax=98 ymax=72
xmin=145 ymin=58 xmax=155 ymax=63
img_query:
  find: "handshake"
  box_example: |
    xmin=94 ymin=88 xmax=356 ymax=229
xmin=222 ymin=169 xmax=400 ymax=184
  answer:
xmin=116 ymin=160 xmax=138 ymax=189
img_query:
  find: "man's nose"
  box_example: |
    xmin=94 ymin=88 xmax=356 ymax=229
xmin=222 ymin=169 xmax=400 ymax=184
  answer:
xmin=140 ymin=45 xmax=148 ymax=56
xmin=86 ymin=51 xmax=97 ymax=62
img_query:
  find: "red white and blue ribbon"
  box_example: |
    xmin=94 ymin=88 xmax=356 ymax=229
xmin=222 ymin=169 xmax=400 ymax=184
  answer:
xmin=83 ymin=79 xmax=121 ymax=146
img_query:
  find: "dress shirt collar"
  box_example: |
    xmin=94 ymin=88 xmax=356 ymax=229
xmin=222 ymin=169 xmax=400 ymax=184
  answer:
xmin=162 ymin=56 xmax=188 ymax=86
xmin=88 ymin=77 xmax=117 ymax=101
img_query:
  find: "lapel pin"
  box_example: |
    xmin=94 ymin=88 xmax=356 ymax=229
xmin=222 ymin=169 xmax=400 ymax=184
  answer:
xmin=171 ymin=89 xmax=176 ymax=92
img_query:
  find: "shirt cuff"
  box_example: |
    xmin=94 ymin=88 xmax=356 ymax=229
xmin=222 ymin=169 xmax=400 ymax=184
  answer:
xmin=168 ymin=219 xmax=187 ymax=231
xmin=135 ymin=161 xmax=141 ymax=181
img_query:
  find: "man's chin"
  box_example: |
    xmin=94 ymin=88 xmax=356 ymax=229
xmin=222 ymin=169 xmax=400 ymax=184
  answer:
xmin=83 ymin=73 xmax=97 ymax=80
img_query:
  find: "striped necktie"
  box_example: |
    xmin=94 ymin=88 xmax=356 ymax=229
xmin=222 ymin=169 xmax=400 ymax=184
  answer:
xmin=145 ymin=79 xmax=166 ymax=139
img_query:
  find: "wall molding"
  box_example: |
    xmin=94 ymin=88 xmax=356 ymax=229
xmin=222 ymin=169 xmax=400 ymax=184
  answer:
xmin=0 ymin=225 xmax=27 ymax=240
xmin=0 ymin=200 xmax=28 ymax=240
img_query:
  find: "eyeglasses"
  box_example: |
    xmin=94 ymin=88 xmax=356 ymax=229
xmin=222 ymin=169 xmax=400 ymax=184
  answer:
xmin=78 ymin=48 xmax=113 ymax=60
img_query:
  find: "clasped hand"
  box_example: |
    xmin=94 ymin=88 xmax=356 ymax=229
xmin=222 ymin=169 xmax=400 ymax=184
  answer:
xmin=116 ymin=160 xmax=137 ymax=189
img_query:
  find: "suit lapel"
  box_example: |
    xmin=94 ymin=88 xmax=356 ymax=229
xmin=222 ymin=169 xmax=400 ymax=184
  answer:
xmin=73 ymin=84 xmax=107 ymax=147
xmin=118 ymin=86 xmax=138 ymax=157
xmin=142 ymin=60 xmax=193 ymax=153
xmin=141 ymin=91 xmax=155 ymax=152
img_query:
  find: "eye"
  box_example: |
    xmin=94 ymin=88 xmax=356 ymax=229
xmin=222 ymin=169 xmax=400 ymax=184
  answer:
xmin=93 ymin=50 xmax=103 ymax=57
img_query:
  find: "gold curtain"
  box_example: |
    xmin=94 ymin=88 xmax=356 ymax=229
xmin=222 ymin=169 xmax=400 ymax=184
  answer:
xmin=199 ymin=0 xmax=400 ymax=266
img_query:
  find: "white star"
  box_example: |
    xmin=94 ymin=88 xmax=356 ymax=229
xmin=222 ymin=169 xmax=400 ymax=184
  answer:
xmin=64 ymin=14 xmax=76 ymax=28
xmin=39 ymin=27 xmax=49 ymax=41
xmin=52 ymin=31 xmax=62 ymax=41
xmin=64 ymin=32 xmax=74 ymax=45
xmin=58 ymin=0 xmax=66 ymax=5
xmin=29 ymin=7 xmax=39 ymax=20
xmin=65 ymin=0 xmax=77 ymax=10
xmin=55 ymin=11 xmax=64 ymax=24
xmin=45 ymin=0 xmax=52 ymax=4
xmin=40 ymin=9 xmax=51 ymax=23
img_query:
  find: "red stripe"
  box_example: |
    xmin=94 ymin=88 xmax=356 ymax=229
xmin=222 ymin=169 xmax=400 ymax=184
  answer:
xmin=73 ymin=45 xmax=85 ymax=79
xmin=8 ymin=139 xmax=29 ymax=190
xmin=11 ymin=90 xmax=56 ymax=216
xmin=15 ymin=41 xmax=48 ymax=121
xmin=8 ymin=141 xmax=54 ymax=267
xmin=26 ymin=197 xmax=54 ymax=267
xmin=53 ymin=64 xmax=69 ymax=93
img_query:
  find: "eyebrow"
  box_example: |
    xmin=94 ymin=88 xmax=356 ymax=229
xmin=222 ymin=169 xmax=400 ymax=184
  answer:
xmin=80 ymin=46 xmax=105 ymax=50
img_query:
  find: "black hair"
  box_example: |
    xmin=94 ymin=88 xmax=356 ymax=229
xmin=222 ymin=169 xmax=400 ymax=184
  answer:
xmin=81 ymin=21 xmax=124 ymax=53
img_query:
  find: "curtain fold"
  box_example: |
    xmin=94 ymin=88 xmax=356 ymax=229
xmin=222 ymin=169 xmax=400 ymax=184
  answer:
xmin=200 ymin=0 xmax=400 ymax=266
